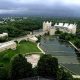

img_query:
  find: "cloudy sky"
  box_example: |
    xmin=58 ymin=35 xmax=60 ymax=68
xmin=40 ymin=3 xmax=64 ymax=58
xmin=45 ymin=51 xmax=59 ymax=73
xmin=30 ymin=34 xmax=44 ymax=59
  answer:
xmin=0 ymin=0 xmax=80 ymax=17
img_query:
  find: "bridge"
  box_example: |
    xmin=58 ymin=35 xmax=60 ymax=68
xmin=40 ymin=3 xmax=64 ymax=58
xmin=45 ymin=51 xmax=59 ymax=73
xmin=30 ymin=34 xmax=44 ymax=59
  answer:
xmin=33 ymin=31 xmax=47 ymax=36
xmin=11 ymin=31 xmax=47 ymax=43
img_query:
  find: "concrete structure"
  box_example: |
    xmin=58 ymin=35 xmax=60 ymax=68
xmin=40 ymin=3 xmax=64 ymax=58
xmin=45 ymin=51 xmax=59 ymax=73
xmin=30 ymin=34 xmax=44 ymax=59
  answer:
xmin=0 ymin=41 xmax=17 ymax=52
xmin=54 ymin=23 xmax=76 ymax=34
xmin=0 ymin=33 xmax=8 ymax=38
xmin=43 ymin=21 xmax=77 ymax=35
xmin=49 ymin=28 xmax=56 ymax=35
xmin=27 ymin=35 xmax=38 ymax=43
xmin=43 ymin=21 xmax=52 ymax=31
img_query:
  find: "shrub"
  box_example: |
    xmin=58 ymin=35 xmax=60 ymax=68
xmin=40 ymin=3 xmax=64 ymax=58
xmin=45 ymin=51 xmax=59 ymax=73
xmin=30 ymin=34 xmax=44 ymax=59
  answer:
xmin=2 ymin=54 xmax=10 ymax=62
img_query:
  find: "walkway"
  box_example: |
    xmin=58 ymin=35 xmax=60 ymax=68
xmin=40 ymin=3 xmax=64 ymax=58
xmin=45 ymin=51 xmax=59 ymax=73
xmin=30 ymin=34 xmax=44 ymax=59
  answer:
xmin=69 ymin=41 xmax=80 ymax=53
xmin=37 ymin=43 xmax=45 ymax=54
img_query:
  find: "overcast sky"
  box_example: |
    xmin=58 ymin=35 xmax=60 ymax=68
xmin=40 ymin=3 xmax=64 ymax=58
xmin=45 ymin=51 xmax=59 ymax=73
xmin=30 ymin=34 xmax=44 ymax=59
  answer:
xmin=0 ymin=0 xmax=80 ymax=17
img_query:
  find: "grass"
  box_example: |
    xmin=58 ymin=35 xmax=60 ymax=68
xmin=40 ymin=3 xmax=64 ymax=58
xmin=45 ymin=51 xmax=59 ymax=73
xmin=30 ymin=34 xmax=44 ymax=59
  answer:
xmin=0 ymin=41 xmax=41 ymax=71
xmin=17 ymin=41 xmax=40 ymax=54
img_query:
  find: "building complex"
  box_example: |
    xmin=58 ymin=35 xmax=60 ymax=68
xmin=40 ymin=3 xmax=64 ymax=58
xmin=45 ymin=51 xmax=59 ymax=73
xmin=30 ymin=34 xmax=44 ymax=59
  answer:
xmin=43 ymin=21 xmax=77 ymax=35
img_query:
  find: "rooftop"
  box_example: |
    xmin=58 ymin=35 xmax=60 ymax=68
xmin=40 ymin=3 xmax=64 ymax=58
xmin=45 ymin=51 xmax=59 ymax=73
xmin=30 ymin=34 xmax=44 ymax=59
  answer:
xmin=54 ymin=23 xmax=76 ymax=29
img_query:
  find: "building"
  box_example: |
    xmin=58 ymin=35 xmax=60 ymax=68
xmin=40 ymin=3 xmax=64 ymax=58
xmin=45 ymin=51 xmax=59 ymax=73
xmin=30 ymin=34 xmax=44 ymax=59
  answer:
xmin=43 ymin=21 xmax=52 ymax=31
xmin=0 ymin=33 xmax=8 ymax=38
xmin=27 ymin=35 xmax=38 ymax=43
xmin=49 ymin=28 xmax=56 ymax=35
xmin=0 ymin=33 xmax=8 ymax=42
xmin=0 ymin=41 xmax=17 ymax=52
xmin=43 ymin=21 xmax=76 ymax=35
xmin=54 ymin=23 xmax=76 ymax=34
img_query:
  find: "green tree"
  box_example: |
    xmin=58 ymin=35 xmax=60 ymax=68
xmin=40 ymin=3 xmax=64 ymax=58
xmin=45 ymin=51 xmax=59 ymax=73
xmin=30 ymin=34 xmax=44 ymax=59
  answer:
xmin=59 ymin=33 xmax=67 ymax=40
xmin=57 ymin=67 xmax=73 ymax=80
xmin=0 ymin=67 xmax=8 ymax=80
xmin=36 ymin=35 xmax=41 ymax=43
xmin=55 ymin=28 xmax=62 ymax=34
xmin=37 ymin=54 xmax=58 ymax=79
xmin=10 ymin=54 xmax=32 ymax=80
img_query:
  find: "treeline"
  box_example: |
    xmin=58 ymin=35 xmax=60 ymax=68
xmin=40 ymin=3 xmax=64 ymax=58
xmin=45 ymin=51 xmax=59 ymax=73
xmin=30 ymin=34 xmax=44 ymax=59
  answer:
xmin=0 ymin=18 xmax=42 ymax=38
xmin=53 ymin=22 xmax=80 ymax=48
xmin=59 ymin=32 xmax=80 ymax=48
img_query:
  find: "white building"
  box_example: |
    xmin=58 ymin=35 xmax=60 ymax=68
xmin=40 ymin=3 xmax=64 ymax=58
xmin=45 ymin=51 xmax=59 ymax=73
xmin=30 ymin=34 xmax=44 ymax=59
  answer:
xmin=43 ymin=21 xmax=52 ymax=31
xmin=0 ymin=33 xmax=8 ymax=38
xmin=54 ymin=23 xmax=76 ymax=34
xmin=0 ymin=41 xmax=17 ymax=52
xmin=43 ymin=21 xmax=76 ymax=35
xmin=49 ymin=28 xmax=56 ymax=35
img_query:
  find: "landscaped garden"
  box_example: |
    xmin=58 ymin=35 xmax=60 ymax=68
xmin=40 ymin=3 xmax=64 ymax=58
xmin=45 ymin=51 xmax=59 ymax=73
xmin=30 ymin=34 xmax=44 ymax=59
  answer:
xmin=0 ymin=40 xmax=41 ymax=71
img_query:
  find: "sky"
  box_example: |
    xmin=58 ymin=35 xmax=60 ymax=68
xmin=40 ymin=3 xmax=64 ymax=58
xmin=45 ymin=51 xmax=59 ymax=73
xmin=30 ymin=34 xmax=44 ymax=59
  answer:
xmin=0 ymin=0 xmax=80 ymax=17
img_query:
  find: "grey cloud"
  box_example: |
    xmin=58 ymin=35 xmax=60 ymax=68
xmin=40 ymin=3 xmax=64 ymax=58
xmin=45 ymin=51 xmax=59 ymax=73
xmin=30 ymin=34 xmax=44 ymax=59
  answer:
xmin=0 ymin=0 xmax=80 ymax=17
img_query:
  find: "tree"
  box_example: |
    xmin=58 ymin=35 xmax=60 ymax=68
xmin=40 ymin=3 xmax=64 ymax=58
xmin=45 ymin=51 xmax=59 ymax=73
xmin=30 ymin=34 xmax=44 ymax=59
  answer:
xmin=10 ymin=54 xmax=32 ymax=80
xmin=57 ymin=67 xmax=73 ymax=80
xmin=0 ymin=67 xmax=8 ymax=80
xmin=59 ymin=33 xmax=67 ymax=40
xmin=55 ymin=28 xmax=62 ymax=34
xmin=61 ymin=71 xmax=73 ymax=80
xmin=74 ymin=39 xmax=80 ymax=48
xmin=37 ymin=54 xmax=58 ymax=79
xmin=36 ymin=35 xmax=41 ymax=43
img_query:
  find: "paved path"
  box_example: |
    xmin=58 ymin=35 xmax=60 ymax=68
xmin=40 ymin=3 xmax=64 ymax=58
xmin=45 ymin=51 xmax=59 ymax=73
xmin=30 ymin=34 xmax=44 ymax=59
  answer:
xmin=37 ymin=43 xmax=45 ymax=54
xmin=69 ymin=41 xmax=80 ymax=53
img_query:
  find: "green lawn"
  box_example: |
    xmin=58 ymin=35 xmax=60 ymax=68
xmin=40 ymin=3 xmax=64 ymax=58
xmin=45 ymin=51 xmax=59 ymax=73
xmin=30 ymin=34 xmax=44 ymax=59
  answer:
xmin=0 ymin=41 xmax=41 ymax=70
xmin=17 ymin=41 xmax=41 ymax=54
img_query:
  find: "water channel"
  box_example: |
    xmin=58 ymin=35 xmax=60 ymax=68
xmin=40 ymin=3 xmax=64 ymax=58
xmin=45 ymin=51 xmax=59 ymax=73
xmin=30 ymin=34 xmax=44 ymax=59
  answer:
xmin=40 ymin=36 xmax=80 ymax=75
